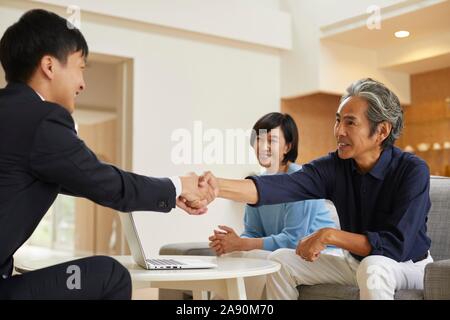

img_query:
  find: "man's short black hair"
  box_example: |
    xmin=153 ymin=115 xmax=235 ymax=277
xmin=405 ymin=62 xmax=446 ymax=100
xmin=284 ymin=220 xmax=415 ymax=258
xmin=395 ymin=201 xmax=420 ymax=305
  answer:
xmin=250 ymin=112 xmax=299 ymax=164
xmin=0 ymin=9 xmax=89 ymax=83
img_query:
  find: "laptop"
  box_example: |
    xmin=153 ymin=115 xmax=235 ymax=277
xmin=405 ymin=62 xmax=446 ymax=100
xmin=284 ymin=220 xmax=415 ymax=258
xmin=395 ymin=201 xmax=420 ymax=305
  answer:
xmin=118 ymin=212 xmax=217 ymax=270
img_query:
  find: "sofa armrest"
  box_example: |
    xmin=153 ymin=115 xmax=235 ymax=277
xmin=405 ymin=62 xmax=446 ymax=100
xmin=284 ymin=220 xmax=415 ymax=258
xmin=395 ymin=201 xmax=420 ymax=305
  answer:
xmin=424 ymin=259 xmax=450 ymax=300
xmin=159 ymin=242 xmax=215 ymax=256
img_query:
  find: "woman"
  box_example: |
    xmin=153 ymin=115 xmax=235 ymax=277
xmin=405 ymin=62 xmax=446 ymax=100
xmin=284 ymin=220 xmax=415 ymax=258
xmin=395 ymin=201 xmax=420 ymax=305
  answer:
xmin=208 ymin=112 xmax=336 ymax=299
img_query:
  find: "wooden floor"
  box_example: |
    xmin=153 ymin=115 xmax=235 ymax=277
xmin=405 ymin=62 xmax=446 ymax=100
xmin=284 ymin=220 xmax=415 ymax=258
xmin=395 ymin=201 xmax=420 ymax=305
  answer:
xmin=132 ymin=288 xmax=159 ymax=300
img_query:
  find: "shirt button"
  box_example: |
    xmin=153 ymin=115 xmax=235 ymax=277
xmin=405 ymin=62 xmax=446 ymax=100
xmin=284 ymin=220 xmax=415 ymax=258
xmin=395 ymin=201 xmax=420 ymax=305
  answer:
xmin=2 ymin=274 xmax=8 ymax=279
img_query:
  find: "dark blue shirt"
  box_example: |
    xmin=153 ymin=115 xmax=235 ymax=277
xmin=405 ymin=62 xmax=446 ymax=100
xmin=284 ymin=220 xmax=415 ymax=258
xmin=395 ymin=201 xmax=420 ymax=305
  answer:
xmin=247 ymin=146 xmax=431 ymax=262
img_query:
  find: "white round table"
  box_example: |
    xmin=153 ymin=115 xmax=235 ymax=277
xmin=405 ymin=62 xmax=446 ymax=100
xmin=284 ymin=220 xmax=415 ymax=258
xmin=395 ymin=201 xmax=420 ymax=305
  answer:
xmin=15 ymin=254 xmax=281 ymax=300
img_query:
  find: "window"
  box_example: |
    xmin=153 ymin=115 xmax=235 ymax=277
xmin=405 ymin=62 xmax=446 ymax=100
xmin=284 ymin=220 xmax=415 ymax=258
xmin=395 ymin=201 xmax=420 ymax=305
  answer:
xmin=27 ymin=195 xmax=76 ymax=251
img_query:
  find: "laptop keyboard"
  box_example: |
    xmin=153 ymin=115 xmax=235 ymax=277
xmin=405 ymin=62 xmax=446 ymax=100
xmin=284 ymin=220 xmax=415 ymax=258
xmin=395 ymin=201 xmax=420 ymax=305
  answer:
xmin=147 ymin=258 xmax=186 ymax=268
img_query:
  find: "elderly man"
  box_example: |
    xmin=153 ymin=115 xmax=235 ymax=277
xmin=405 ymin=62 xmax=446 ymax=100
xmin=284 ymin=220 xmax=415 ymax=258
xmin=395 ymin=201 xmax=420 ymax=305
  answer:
xmin=195 ymin=78 xmax=433 ymax=300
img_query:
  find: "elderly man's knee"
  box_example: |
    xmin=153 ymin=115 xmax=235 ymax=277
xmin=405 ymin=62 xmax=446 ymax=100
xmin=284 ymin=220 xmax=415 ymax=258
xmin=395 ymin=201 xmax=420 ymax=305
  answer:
xmin=356 ymin=255 xmax=396 ymax=288
xmin=268 ymin=248 xmax=295 ymax=263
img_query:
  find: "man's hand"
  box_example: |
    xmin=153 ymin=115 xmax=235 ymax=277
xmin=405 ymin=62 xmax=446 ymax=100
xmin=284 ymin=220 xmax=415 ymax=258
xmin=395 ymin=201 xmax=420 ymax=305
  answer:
xmin=208 ymin=225 xmax=242 ymax=256
xmin=176 ymin=196 xmax=208 ymax=215
xmin=177 ymin=174 xmax=208 ymax=215
xmin=177 ymin=171 xmax=219 ymax=214
xmin=296 ymin=228 xmax=331 ymax=262
xmin=177 ymin=172 xmax=218 ymax=215
xmin=179 ymin=171 xmax=259 ymax=212
xmin=200 ymin=171 xmax=219 ymax=197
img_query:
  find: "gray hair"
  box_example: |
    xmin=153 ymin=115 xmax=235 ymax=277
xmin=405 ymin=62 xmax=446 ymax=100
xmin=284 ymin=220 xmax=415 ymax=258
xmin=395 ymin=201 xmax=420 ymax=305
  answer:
xmin=341 ymin=78 xmax=403 ymax=149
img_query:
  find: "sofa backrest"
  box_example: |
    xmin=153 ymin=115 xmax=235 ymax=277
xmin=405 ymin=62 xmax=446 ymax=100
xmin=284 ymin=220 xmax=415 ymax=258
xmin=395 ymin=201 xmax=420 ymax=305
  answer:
xmin=428 ymin=176 xmax=450 ymax=261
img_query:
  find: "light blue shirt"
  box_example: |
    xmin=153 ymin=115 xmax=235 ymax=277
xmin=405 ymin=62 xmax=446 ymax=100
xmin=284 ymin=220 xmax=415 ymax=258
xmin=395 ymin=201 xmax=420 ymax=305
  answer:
xmin=241 ymin=163 xmax=336 ymax=251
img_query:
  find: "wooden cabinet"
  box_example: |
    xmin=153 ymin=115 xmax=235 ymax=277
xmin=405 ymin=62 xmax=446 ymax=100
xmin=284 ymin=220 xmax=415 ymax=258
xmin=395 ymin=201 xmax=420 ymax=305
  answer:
xmin=398 ymin=67 xmax=450 ymax=177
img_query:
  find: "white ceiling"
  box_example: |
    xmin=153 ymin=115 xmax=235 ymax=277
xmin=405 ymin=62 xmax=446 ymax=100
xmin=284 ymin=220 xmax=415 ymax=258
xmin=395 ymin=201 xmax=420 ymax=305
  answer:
xmin=387 ymin=52 xmax=450 ymax=74
xmin=321 ymin=0 xmax=450 ymax=50
xmin=320 ymin=0 xmax=450 ymax=74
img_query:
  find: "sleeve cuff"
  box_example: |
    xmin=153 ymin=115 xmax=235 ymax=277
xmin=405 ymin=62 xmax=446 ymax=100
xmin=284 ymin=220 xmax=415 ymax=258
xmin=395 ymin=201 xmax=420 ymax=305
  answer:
xmin=169 ymin=176 xmax=182 ymax=198
xmin=364 ymin=231 xmax=383 ymax=255
xmin=245 ymin=176 xmax=262 ymax=207
xmin=262 ymin=237 xmax=276 ymax=251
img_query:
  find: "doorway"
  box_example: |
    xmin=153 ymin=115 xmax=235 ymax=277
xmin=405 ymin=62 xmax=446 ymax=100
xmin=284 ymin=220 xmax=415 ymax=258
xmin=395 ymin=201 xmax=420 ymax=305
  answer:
xmin=0 ymin=53 xmax=134 ymax=256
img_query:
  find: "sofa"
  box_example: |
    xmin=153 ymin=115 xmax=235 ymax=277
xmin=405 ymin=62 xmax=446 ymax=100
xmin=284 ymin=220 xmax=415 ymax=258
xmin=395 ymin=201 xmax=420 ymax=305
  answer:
xmin=159 ymin=176 xmax=450 ymax=300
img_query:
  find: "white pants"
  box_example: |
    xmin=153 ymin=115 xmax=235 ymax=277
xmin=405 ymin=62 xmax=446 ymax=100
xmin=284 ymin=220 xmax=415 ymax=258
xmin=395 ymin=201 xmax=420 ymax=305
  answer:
xmin=212 ymin=249 xmax=272 ymax=300
xmin=266 ymin=248 xmax=433 ymax=300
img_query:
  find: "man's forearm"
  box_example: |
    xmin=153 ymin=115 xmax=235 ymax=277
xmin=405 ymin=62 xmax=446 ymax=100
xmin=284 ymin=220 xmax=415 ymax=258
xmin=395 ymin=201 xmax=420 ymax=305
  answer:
xmin=217 ymin=178 xmax=258 ymax=204
xmin=322 ymin=229 xmax=372 ymax=257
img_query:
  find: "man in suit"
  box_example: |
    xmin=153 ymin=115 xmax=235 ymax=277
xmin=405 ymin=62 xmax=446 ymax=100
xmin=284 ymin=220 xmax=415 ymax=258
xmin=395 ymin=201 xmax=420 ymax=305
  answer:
xmin=0 ymin=9 xmax=212 ymax=299
xmin=199 ymin=78 xmax=433 ymax=300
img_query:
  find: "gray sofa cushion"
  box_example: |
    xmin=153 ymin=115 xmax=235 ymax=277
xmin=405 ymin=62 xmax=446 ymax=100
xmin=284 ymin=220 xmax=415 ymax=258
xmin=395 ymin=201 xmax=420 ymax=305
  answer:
xmin=298 ymin=285 xmax=423 ymax=300
xmin=298 ymin=284 xmax=359 ymax=300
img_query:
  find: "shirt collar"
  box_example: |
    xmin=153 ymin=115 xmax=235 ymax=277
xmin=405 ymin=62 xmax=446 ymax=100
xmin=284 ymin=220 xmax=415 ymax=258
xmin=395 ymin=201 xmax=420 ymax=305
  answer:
xmin=351 ymin=147 xmax=393 ymax=180
xmin=34 ymin=90 xmax=45 ymax=101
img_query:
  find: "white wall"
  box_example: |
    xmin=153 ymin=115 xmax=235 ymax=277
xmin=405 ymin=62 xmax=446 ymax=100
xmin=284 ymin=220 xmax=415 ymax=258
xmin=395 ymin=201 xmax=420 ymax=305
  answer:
xmin=279 ymin=0 xmax=321 ymax=97
xmin=0 ymin=0 xmax=284 ymax=255
xmin=127 ymin=30 xmax=280 ymax=256
xmin=319 ymin=41 xmax=411 ymax=103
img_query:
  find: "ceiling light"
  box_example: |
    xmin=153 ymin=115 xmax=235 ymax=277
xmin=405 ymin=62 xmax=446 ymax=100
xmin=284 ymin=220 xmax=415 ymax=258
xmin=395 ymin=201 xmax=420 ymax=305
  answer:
xmin=395 ymin=30 xmax=410 ymax=38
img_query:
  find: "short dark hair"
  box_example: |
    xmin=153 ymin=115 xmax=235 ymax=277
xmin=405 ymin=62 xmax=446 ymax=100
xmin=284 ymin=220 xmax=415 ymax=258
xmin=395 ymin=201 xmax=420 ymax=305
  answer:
xmin=250 ymin=112 xmax=299 ymax=164
xmin=0 ymin=9 xmax=89 ymax=83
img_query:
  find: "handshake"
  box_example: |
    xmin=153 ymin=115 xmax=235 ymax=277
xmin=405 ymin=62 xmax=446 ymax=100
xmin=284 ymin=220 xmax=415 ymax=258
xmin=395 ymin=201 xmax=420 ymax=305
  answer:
xmin=177 ymin=172 xmax=219 ymax=215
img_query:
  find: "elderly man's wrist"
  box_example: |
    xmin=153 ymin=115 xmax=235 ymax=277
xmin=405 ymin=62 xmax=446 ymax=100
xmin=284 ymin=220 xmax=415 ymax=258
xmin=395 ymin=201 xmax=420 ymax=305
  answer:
xmin=320 ymin=228 xmax=336 ymax=245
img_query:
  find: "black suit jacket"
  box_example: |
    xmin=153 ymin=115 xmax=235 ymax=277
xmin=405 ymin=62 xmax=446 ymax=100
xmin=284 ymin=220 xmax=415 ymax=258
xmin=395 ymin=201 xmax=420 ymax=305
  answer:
xmin=0 ymin=82 xmax=176 ymax=277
